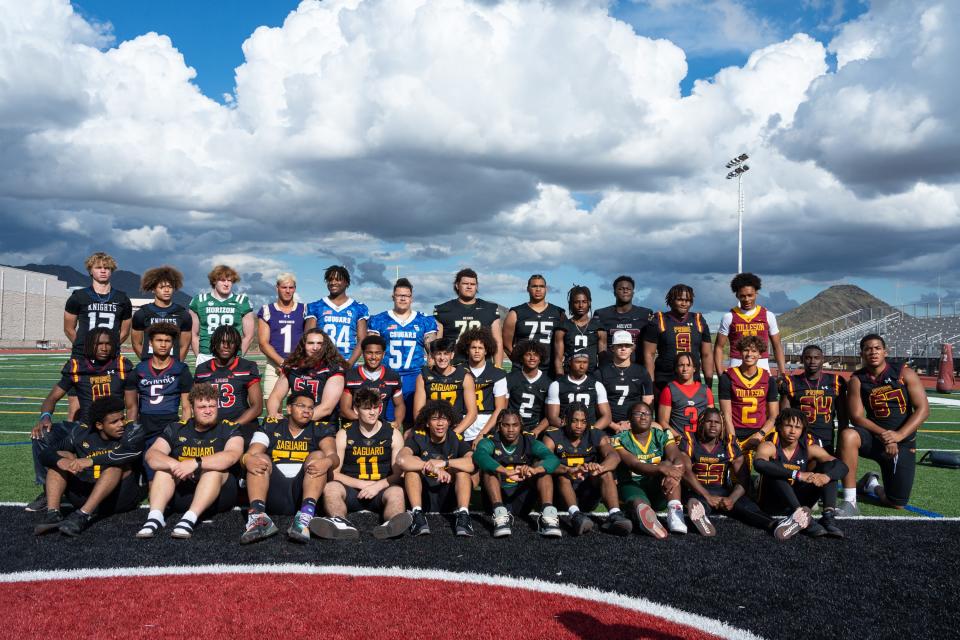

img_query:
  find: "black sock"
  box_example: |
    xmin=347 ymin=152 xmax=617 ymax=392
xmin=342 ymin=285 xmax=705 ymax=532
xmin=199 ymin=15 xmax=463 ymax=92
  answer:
xmin=300 ymin=498 xmax=316 ymax=517
xmin=250 ymin=500 xmax=266 ymax=514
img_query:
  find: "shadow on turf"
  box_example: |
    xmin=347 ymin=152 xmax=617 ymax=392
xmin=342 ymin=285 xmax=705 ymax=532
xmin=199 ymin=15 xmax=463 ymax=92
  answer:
xmin=557 ymin=611 xmax=680 ymax=640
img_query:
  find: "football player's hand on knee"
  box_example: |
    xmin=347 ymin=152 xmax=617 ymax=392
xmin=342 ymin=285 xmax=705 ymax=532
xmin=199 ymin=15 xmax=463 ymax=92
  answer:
xmin=435 ymin=468 xmax=452 ymax=484
xmin=884 ymin=442 xmax=899 ymax=458
xmin=246 ymin=454 xmax=270 ymax=475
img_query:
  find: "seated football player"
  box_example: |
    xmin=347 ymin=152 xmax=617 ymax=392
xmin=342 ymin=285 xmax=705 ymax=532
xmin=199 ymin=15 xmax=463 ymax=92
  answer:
xmin=457 ymin=327 xmax=507 ymax=442
xmin=505 ymin=340 xmax=552 ymax=437
xmin=136 ymin=383 xmax=243 ymax=540
xmin=339 ymin=335 xmax=405 ymax=428
xmin=396 ymin=400 xmax=475 ymax=537
xmin=658 ymin=352 xmax=715 ymax=439
xmin=679 ymin=408 xmax=785 ymax=538
xmin=267 ymin=329 xmax=345 ymax=423
xmin=34 ymin=396 xmax=145 ymax=537
xmin=311 ymin=388 xmax=410 ymax=540
xmin=612 ymin=401 xmax=687 ymax=538
xmin=594 ymin=330 xmax=654 ymax=433
xmin=473 ymin=410 xmax=567 ymax=538
xmin=545 ymin=350 xmax=612 ymax=431
xmin=413 ymin=338 xmax=478 ymax=439
xmin=239 ymin=391 xmax=339 ymax=544
xmin=718 ymin=335 xmax=778 ymax=451
xmin=754 ymin=408 xmax=848 ymax=539
xmin=542 ymin=403 xmax=631 ymax=536
xmin=838 ymin=334 xmax=928 ymax=515
xmin=194 ymin=325 xmax=263 ymax=441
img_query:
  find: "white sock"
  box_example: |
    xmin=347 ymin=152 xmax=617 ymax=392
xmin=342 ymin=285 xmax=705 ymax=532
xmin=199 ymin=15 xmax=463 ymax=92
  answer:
xmin=567 ymin=505 xmax=580 ymax=515
xmin=411 ymin=506 xmax=422 ymax=513
xmin=667 ymin=499 xmax=682 ymax=510
xmin=182 ymin=510 xmax=198 ymax=525
xmin=457 ymin=507 xmax=469 ymax=514
xmin=843 ymin=488 xmax=857 ymax=503
xmin=147 ymin=509 xmax=165 ymax=526
xmin=608 ymin=507 xmax=621 ymax=515
xmin=864 ymin=476 xmax=880 ymax=493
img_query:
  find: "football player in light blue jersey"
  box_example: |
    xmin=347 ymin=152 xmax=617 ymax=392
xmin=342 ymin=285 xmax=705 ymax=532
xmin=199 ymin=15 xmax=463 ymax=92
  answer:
xmin=367 ymin=278 xmax=438 ymax=426
xmin=305 ymin=265 xmax=369 ymax=367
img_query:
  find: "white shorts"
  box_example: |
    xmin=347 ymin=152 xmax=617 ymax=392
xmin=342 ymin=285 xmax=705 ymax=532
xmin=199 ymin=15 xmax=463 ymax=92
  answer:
xmin=463 ymin=413 xmax=492 ymax=442
xmin=262 ymin=363 xmax=282 ymax=399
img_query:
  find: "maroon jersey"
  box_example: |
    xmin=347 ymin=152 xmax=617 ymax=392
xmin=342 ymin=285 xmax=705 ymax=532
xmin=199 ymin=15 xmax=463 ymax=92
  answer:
xmin=282 ymin=363 xmax=343 ymax=404
xmin=727 ymin=306 xmax=771 ymax=360
xmin=660 ymin=380 xmax=713 ymax=434
xmin=720 ymin=367 xmax=776 ymax=432
xmin=783 ymin=372 xmax=845 ymax=445
xmin=194 ymin=357 xmax=261 ymax=422
xmin=680 ymin=432 xmax=742 ymax=488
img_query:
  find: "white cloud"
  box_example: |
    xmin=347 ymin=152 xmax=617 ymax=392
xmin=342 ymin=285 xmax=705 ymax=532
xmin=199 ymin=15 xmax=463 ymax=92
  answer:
xmin=113 ymin=224 xmax=174 ymax=251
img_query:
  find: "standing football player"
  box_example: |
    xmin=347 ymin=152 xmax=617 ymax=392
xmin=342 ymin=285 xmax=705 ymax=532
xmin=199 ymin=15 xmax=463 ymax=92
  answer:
xmin=193 ymin=325 xmax=263 ymax=437
xmin=501 ymin=274 xmax=564 ymax=369
xmin=413 ymin=338 xmax=478 ymax=439
xmin=643 ymin=284 xmax=714 ymax=399
xmin=131 ymin=265 xmax=192 ymax=361
xmin=545 ymin=351 xmax=611 ymax=431
xmin=340 ymin=335 xmax=405 ymax=428
xmin=189 ymin=265 xmax=254 ymax=366
xmin=593 ymin=275 xmax=651 ymax=365
xmin=713 ymin=272 xmax=787 ymax=379
xmin=594 ymin=331 xmax=654 ymax=433
xmin=658 ymin=352 xmax=715 ymax=438
xmin=257 ymin=272 xmax=307 ymax=399
xmin=433 ymin=268 xmax=503 ymax=366
xmin=506 ymin=340 xmax=552 ymax=437
xmin=305 ymin=265 xmax=369 ymax=367
xmin=554 ymin=285 xmax=605 ymax=375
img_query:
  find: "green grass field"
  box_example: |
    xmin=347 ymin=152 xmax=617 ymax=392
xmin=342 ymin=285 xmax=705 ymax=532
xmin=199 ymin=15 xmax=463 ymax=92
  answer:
xmin=3 ymin=352 xmax=959 ymax=516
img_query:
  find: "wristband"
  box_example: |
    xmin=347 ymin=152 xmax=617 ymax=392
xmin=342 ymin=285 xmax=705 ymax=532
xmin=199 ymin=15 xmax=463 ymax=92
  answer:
xmin=241 ymin=453 xmax=248 ymax=467
xmin=195 ymin=457 xmax=203 ymax=472
xmin=39 ymin=412 xmax=52 ymax=421
xmin=791 ymin=470 xmax=799 ymax=481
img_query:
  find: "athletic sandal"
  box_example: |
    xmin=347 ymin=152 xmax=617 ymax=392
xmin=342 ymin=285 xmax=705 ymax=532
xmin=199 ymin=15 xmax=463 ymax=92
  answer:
xmin=308 ymin=516 xmax=360 ymax=541
xmin=136 ymin=517 xmax=164 ymax=539
xmin=774 ymin=506 xmax=811 ymax=541
xmin=170 ymin=518 xmax=195 ymax=539
xmin=634 ymin=503 xmax=668 ymax=539
xmin=372 ymin=511 xmax=414 ymax=539
xmin=686 ymin=498 xmax=717 ymax=537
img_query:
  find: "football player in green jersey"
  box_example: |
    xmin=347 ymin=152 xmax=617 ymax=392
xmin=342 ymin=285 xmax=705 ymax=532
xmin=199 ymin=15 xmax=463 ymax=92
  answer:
xmin=189 ymin=265 xmax=254 ymax=365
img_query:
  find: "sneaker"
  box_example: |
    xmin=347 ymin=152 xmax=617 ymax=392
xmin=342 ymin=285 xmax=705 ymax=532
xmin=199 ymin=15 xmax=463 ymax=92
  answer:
xmin=309 ymin=516 xmax=360 ymax=541
xmin=59 ymin=510 xmax=93 ymax=537
xmin=835 ymin=500 xmax=861 ymax=517
xmin=170 ymin=518 xmax=196 ymax=540
xmin=33 ymin=509 xmax=63 ymax=536
xmin=601 ymin=511 xmax=633 ymax=536
xmin=136 ymin=517 xmax=165 ymax=539
xmin=287 ymin=511 xmax=312 ymax=543
xmin=634 ymin=503 xmax=668 ymax=539
xmin=240 ymin=513 xmax=279 ymax=544
xmin=773 ymin=506 xmax=811 ymax=541
xmin=454 ymin=510 xmax=474 ymax=537
xmin=667 ymin=504 xmax=688 ymax=535
xmin=373 ymin=511 xmax=414 ymax=539
xmin=25 ymin=492 xmax=47 ymax=513
xmin=567 ymin=510 xmax=594 ymax=536
xmin=818 ymin=510 xmax=844 ymax=539
xmin=539 ymin=506 xmax=562 ymax=538
xmin=686 ymin=498 xmax=716 ymax=537
xmin=492 ymin=507 xmax=513 ymax=538
xmin=803 ymin=518 xmax=827 ymax=537
xmin=409 ymin=510 xmax=431 ymax=536
xmin=857 ymin=472 xmax=881 ymax=496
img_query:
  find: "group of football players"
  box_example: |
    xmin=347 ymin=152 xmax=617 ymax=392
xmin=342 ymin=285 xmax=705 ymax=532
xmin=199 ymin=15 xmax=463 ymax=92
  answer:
xmin=28 ymin=252 xmax=929 ymax=543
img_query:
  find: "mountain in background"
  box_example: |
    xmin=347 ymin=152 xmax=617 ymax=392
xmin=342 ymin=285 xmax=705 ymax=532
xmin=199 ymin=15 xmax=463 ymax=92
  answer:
xmin=779 ymin=284 xmax=894 ymax=336
xmin=7 ymin=264 xmax=192 ymax=306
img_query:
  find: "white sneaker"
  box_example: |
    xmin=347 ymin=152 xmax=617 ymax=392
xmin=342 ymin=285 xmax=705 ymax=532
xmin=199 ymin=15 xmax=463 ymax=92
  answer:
xmin=667 ymin=504 xmax=687 ymax=534
xmin=538 ymin=506 xmax=562 ymax=538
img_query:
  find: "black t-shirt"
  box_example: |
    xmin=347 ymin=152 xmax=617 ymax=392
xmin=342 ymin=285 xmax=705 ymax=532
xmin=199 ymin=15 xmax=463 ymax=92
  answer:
xmin=593 ymin=362 xmax=653 ymax=422
xmin=594 ymin=304 xmax=652 ymax=364
xmin=407 ymin=429 xmax=472 ymax=487
xmin=64 ymin=287 xmax=133 ymax=356
xmin=131 ymin=302 xmax=192 ymax=360
xmin=433 ymin=298 xmax=500 ymax=343
xmin=194 ymin=357 xmax=261 ymax=422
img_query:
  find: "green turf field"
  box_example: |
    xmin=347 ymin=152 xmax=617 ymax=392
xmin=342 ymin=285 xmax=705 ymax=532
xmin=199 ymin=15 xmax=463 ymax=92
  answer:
xmin=3 ymin=352 xmax=959 ymax=516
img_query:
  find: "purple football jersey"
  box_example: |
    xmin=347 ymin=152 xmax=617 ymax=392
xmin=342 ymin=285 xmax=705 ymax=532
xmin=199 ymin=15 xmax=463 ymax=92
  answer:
xmin=257 ymin=303 xmax=307 ymax=359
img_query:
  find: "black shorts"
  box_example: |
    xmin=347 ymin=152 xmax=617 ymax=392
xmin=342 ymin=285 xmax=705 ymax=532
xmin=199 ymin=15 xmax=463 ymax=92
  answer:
xmin=809 ymin=425 xmax=836 ymax=454
xmin=482 ymin=478 xmax=539 ymax=516
xmin=853 ymin=426 xmax=916 ymax=506
xmin=561 ymin=475 xmax=603 ymax=512
xmin=265 ymin=465 xmax=305 ymax=516
xmin=758 ymin=479 xmax=822 ymax=516
xmin=344 ymin=484 xmax=387 ymax=513
xmin=417 ymin=480 xmax=459 ymax=513
xmin=170 ymin=471 xmax=239 ymax=514
xmin=66 ymin=471 xmax=144 ymax=515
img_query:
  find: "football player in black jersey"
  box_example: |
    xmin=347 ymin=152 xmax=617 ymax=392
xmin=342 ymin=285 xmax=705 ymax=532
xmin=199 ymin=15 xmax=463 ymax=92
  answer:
xmin=506 ymin=340 xmax=552 ymax=436
xmin=754 ymin=408 xmax=847 ymax=539
xmin=194 ymin=325 xmax=263 ymax=436
xmin=594 ymin=275 xmax=651 ymax=365
xmin=542 ymin=403 xmax=631 ymax=536
xmin=397 ymin=400 xmax=475 ymax=536
xmin=339 ymin=335 xmax=405 ymax=428
xmin=34 ymin=396 xmax=145 ymax=536
xmin=457 ymin=327 xmax=508 ymax=443
xmin=434 ymin=268 xmax=503 ymax=366
xmin=780 ymin=344 xmax=848 ymax=454
xmin=240 ymin=391 xmax=339 ymax=544
xmin=545 ymin=351 xmax=611 ymax=431
xmin=838 ymin=334 xmax=928 ymax=514
xmin=267 ymin=329 xmax=345 ymax=423
xmin=554 ymin=285 xmax=605 ymax=375
xmin=131 ymin=266 xmax=192 ymax=361
xmin=501 ymin=274 xmax=564 ymax=366
xmin=413 ymin=338 xmax=477 ymax=436
xmin=594 ymin=330 xmax=654 ymax=433
xmin=136 ymin=384 xmax=243 ymax=540
xmin=642 ymin=284 xmax=713 ymax=396
xmin=313 ymin=388 xmax=410 ymax=540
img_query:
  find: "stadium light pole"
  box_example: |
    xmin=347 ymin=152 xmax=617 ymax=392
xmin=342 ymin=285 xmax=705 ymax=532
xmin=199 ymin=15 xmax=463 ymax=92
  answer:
xmin=725 ymin=153 xmax=750 ymax=273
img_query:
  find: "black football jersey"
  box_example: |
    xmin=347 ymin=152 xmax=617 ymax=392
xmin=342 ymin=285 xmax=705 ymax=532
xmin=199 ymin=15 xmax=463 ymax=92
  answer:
xmin=283 ymin=363 xmax=343 ymax=404
xmin=471 ymin=363 xmax=506 ymax=415
xmin=758 ymin=433 xmax=811 ymax=499
xmin=253 ymin=416 xmax=336 ymax=464
xmin=37 ymin=420 xmax=145 ymax=483
xmin=131 ymin=302 xmax=192 ymax=360
xmin=344 ymin=365 xmax=402 ymax=419
xmin=783 ymin=372 xmax=846 ymax=445
xmin=159 ymin=419 xmax=240 ymax=461
xmin=545 ymin=427 xmax=605 ymax=466
xmin=510 ymin=302 xmax=564 ymax=369
xmin=558 ymin=316 xmax=604 ymax=372
xmin=854 ymin=363 xmax=915 ymax=435
xmin=680 ymin=432 xmax=742 ymax=488
xmin=407 ymin=429 xmax=472 ymax=487
xmin=341 ymin=421 xmax=395 ymax=481
xmin=593 ymin=304 xmax=652 ymax=363
xmin=194 ymin=357 xmax=261 ymax=422
xmin=64 ymin=287 xmax=133 ymax=356
xmin=643 ymin=311 xmax=711 ymax=383
xmin=662 ymin=381 xmax=712 ymax=435
xmin=433 ymin=298 xmax=500 ymax=343
xmin=420 ymin=365 xmax=472 ymax=419
xmin=552 ymin=375 xmax=605 ymax=423
xmin=57 ymin=356 xmax=133 ymax=425
xmin=593 ymin=362 xmax=653 ymax=422
xmin=507 ymin=369 xmax=551 ymax=429
xmin=129 ymin=359 xmax=193 ymax=418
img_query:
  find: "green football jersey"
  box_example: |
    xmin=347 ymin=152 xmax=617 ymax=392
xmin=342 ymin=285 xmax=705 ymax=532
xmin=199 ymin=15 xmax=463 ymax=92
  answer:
xmin=189 ymin=291 xmax=252 ymax=355
xmin=612 ymin=428 xmax=672 ymax=483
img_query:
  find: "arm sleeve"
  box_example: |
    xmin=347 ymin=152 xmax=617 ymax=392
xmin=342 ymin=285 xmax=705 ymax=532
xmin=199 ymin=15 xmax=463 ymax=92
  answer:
xmin=766 ymin=380 xmax=779 ymax=402
xmin=250 ymin=431 xmax=270 ymax=448
xmin=640 ymin=372 xmax=653 ymax=396
xmin=752 ymin=458 xmax=795 ymax=479
xmin=105 ymin=422 xmax=145 ymax=466
xmin=717 ymin=375 xmax=732 ymax=400
xmin=532 ymin=439 xmax=561 ymax=473
xmin=472 ymin=438 xmax=500 ymax=473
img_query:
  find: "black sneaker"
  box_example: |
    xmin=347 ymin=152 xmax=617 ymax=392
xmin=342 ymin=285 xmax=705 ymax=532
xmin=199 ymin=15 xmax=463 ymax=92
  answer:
xmin=601 ymin=511 xmax=633 ymax=536
xmin=568 ymin=510 xmax=594 ymax=536
xmin=373 ymin=511 xmax=414 ymax=539
xmin=409 ymin=510 xmax=430 ymax=536
xmin=803 ymin=518 xmax=827 ymax=537
xmin=454 ymin=510 xmax=474 ymax=537
xmin=309 ymin=516 xmax=360 ymax=540
xmin=25 ymin=492 xmax=47 ymax=513
xmin=59 ymin=510 xmax=93 ymax=537
xmin=34 ymin=509 xmax=63 ymax=536
xmin=819 ymin=509 xmax=844 ymax=539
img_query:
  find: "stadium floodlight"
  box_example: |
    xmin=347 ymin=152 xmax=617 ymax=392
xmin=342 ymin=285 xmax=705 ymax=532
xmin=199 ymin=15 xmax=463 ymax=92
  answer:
xmin=724 ymin=153 xmax=751 ymax=273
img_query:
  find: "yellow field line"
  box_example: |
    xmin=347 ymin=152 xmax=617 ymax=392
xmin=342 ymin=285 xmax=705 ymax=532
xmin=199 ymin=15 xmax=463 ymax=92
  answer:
xmin=919 ymin=430 xmax=960 ymax=434
xmin=0 ymin=395 xmax=45 ymax=400
xmin=0 ymin=411 xmax=66 ymax=415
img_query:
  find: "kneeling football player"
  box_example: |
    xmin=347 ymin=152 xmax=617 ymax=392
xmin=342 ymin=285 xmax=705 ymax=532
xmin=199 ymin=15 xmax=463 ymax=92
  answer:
xmin=311 ymin=388 xmax=410 ymax=540
xmin=612 ymin=401 xmax=687 ymax=538
xmin=754 ymin=408 xmax=848 ymax=539
xmin=136 ymin=383 xmax=243 ymax=539
xmin=473 ymin=410 xmax=567 ymax=538
xmin=240 ymin=391 xmax=339 ymax=544
xmin=542 ymin=402 xmax=631 ymax=536
xmin=396 ymin=400 xmax=475 ymax=537
xmin=34 ymin=396 xmax=145 ymax=536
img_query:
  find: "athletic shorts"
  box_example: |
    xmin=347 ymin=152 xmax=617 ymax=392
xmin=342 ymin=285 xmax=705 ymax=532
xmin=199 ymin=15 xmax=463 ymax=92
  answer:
xmin=344 ymin=484 xmax=387 ymax=513
xmin=417 ymin=479 xmax=460 ymax=513
xmin=66 ymin=470 xmax=145 ymax=515
xmin=265 ymin=464 xmax=305 ymax=516
xmin=170 ymin=471 xmax=239 ymax=514
xmin=619 ymin=477 xmax=667 ymax=511
xmin=853 ymin=426 xmax=916 ymax=507
xmin=558 ymin=474 xmax=603 ymax=512
xmin=481 ymin=478 xmax=539 ymax=516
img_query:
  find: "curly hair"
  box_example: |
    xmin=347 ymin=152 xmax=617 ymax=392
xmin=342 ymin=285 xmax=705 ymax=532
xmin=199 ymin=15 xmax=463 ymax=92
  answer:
xmin=88 ymin=396 xmax=125 ymax=429
xmin=189 ymin=382 xmax=219 ymax=406
xmin=513 ymin=339 xmax=546 ymax=363
xmin=776 ymin=407 xmax=808 ymax=434
xmin=456 ymin=326 xmax=497 ymax=362
xmin=414 ymin=399 xmax=460 ymax=431
xmin=208 ymin=265 xmax=240 ymax=286
xmin=146 ymin=323 xmax=180 ymax=342
xmin=735 ymin=335 xmax=765 ymax=354
xmin=141 ymin=266 xmax=184 ymax=292
xmin=85 ymin=252 xmax=117 ymax=273
xmin=730 ymin=272 xmax=761 ymax=293
xmin=283 ymin=328 xmax=347 ymax=370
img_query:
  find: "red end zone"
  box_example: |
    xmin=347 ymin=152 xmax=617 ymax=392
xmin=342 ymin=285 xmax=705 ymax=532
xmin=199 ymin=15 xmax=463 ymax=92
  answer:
xmin=1 ymin=565 xmax=757 ymax=640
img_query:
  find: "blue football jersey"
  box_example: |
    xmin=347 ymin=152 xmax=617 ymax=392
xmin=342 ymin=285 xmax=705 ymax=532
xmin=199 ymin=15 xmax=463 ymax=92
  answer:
xmin=367 ymin=310 xmax=438 ymax=376
xmin=306 ymin=297 xmax=369 ymax=360
xmin=130 ymin=360 xmax=193 ymax=416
